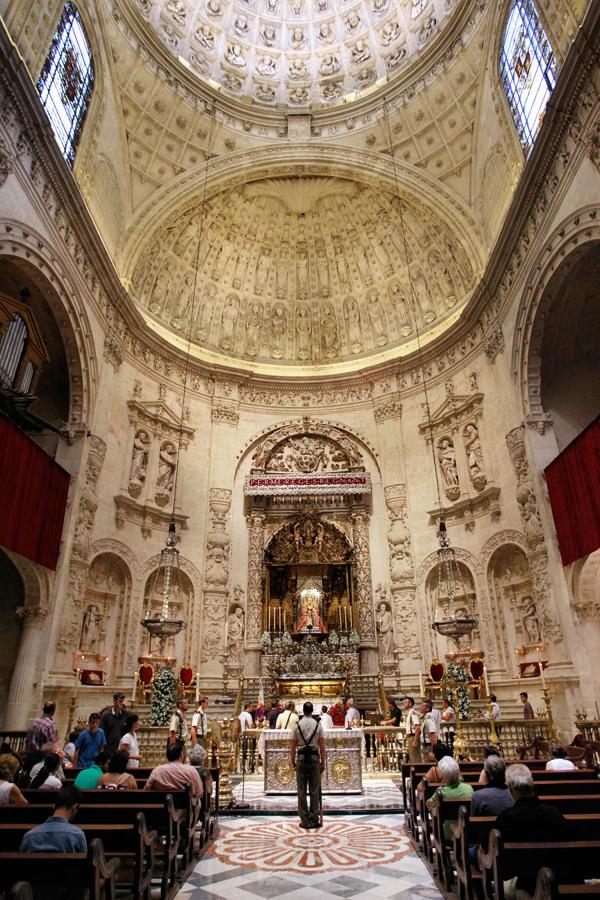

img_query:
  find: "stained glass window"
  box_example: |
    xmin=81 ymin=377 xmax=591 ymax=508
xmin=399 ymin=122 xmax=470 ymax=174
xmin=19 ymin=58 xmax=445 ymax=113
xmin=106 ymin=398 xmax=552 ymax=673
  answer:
xmin=37 ymin=3 xmax=94 ymax=166
xmin=500 ymin=0 xmax=557 ymax=155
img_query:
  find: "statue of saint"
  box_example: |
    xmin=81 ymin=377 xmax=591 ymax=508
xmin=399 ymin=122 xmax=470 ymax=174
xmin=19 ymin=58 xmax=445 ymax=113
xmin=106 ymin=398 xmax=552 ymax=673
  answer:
xmin=296 ymin=590 xmax=326 ymax=632
xmin=156 ymin=441 xmax=177 ymax=501
xmin=522 ymin=598 xmax=541 ymax=645
xmin=80 ymin=603 xmax=101 ymax=652
xmin=129 ymin=430 xmax=150 ymax=488
xmin=376 ymin=601 xmax=394 ymax=660
xmin=227 ymin=605 xmax=245 ymax=665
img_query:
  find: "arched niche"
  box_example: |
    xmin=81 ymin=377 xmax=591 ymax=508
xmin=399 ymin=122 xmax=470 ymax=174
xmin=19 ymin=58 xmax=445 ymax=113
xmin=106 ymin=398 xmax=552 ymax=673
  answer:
xmin=487 ymin=543 xmax=536 ymax=677
xmin=539 ymin=242 xmax=600 ymax=451
xmin=425 ymin=559 xmax=479 ymax=659
xmin=79 ymin=553 xmax=132 ymax=679
xmin=0 ymin=549 xmax=24 ymax=720
xmin=141 ymin=566 xmax=194 ymax=664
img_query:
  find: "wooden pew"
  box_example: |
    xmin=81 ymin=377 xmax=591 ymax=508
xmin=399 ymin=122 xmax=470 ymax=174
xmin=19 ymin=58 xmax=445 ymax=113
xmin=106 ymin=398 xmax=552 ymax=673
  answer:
xmin=0 ymin=839 xmax=120 ymax=900
xmin=0 ymin=813 xmax=155 ymax=900
xmin=453 ymin=808 xmax=600 ymax=900
xmin=533 ymin=867 xmax=600 ymax=899
xmin=478 ymin=830 xmax=600 ymax=900
xmin=6 ymin=883 xmax=33 ymax=900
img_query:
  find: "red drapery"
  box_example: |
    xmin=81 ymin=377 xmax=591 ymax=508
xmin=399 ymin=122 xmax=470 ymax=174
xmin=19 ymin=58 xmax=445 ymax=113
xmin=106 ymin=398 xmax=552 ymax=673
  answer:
xmin=0 ymin=417 xmax=70 ymax=570
xmin=544 ymin=415 xmax=600 ymax=566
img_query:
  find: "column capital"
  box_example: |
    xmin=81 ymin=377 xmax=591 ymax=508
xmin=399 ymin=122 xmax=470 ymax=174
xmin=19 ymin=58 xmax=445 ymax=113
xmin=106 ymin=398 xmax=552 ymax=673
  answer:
xmin=16 ymin=605 xmax=48 ymax=627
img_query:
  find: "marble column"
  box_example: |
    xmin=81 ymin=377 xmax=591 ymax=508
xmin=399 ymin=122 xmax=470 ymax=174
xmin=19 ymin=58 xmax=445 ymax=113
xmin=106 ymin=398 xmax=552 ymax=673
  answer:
xmin=245 ymin=510 xmax=265 ymax=675
xmin=351 ymin=508 xmax=377 ymax=672
xmin=4 ymin=606 xmax=48 ymax=729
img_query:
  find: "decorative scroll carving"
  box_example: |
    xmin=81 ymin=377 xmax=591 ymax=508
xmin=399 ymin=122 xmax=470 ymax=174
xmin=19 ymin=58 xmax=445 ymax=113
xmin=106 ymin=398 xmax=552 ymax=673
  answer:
xmin=505 ymin=426 xmax=562 ymax=641
xmin=484 ymin=321 xmax=505 ymax=362
xmin=212 ymin=402 xmax=240 ymax=425
xmin=390 ymin=587 xmax=420 ymax=658
xmin=204 ymin=488 xmax=231 ymax=587
xmin=351 ymin=509 xmax=375 ymax=643
xmin=384 ymin=484 xmax=414 ymax=585
xmin=246 ymin=512 xmax=266 ymax=647
xmin=268 ymin=512 xmax=350 ymax=564
xmin=374 ymin=398 xmax=402 ymax=422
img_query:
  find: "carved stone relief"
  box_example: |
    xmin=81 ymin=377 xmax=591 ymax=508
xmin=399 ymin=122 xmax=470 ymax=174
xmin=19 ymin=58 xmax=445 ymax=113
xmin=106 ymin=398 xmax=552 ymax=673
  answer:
xmin=384 ymin=484 xmax=414 ymax=585
xmin=132 ymin=180 xmax=475 ymax=366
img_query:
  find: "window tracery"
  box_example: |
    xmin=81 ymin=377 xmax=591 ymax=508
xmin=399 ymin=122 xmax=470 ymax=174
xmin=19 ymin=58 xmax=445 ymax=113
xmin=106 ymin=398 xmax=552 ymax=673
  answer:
xmin=37 ymin=3 xmax=94 ymax=166
xmin=500 ymin=0 xmax=557 ymax=155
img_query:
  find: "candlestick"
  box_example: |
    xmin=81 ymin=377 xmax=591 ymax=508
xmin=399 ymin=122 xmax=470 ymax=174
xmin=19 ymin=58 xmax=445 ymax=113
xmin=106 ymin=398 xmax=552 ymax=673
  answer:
xmin=540 ymin=661 xmax=547 ymax=689
xmin=350 ymin=608 xmax=353 ymax=630
xmin=195 ymin=672 xmax=200 ymax=704
xmin=339 ymin=608 xmax=342 ymax=629
xmin=130 ymin=671 xmax=138 ymax=705
xmin=344 ymin=607 xmax=348 ymax=631
xmin=419 ymin=671 xmax=424 ymax=697
xmin=483 ymin=665 xmax=490 ymax=696
xmin=279 ymin=607 xmax=282 ymax=632
xmin=284 ymin=611 xmax=287 ymax=631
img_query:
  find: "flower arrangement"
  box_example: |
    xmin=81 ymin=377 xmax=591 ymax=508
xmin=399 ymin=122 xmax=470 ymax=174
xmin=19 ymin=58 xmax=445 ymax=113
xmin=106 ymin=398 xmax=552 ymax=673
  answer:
xmin=150 ymin=664 xmax=177 ymax=726
xmin=443 ymin=661 xmax=470 ymax=720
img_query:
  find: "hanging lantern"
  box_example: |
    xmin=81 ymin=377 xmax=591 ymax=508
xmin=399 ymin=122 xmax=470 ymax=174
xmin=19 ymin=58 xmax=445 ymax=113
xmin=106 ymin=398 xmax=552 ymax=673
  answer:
xmin=141 ymin=521 xmax=186 ymax=650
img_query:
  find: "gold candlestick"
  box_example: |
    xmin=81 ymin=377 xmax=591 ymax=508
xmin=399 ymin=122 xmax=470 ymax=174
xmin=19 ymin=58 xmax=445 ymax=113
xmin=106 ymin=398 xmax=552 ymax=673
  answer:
xmin=487 ymin=701 xmax=500 ymax=747
xmin=448 ymin=674 xmax=469 ymax=759
xmin=543 ymin=688 xmax=559 ymax=741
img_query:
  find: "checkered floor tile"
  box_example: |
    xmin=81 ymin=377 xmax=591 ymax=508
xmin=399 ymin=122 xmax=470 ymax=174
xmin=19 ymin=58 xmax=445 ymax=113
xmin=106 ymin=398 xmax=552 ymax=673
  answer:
xmin=177 ymin=814 xmax=441 ymax=899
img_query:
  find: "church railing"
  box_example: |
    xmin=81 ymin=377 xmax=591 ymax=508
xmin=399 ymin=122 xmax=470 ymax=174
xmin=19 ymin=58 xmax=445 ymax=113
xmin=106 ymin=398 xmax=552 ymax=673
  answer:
xmin=0 ymin=730 xmax=28 ymax=755
xmin=575 ymin=719 xmax=600 ymax=742
xmin=362 ymin=726 xmax=405 ymax=772
xmin=137 ymin=725 xmax=170 ymax=766
xmin=458 ymin=718 xmax=551 ymax=760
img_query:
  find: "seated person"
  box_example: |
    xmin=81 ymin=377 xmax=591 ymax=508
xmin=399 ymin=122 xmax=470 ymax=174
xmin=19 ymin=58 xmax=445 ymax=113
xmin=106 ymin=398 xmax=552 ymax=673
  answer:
xmin=472 ymin=756 xmax=513 ymax=816
xmin=30 ymin=752 xmax=63 ymax=790
xmin=63 ymin=731 xmax=81 ymax=769
xmin=74 ymin=751 xmax=110 ymax=789
xmin=417 ymin=742 xmax=452 ymax=794
xmin=495 ymin=764 xmax=570 ymax=899
xmin=20 ymin=786 xmax=86 ymax=852
xmin=0 ymin=756 xmax=27 ymax=806
xmin=188 ymin=743 xmax=214 ymax=797
xmin=144 ymin=740 xmax=203 ymax=798
xmin=98 ymin=750 xmax=137 ymax=790
xmin=427 ymin=756 xmax=473 ymax=841
xmin=29 ymin=742 xmax=65 ymax=784
xmin=478 ymin=744 xmax=502 ymax=784
xmin=546 ymin=742 xmax=577 ymax=771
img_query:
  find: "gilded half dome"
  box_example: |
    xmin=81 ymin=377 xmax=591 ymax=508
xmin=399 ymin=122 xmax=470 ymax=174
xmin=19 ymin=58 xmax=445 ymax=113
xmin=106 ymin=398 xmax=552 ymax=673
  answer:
xmin=129 ymin=173 xmax=479 ymax=371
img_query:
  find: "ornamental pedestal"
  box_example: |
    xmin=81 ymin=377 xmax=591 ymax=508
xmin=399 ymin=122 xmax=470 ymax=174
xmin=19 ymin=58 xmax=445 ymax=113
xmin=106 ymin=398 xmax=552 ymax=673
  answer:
xmin=264 ymin=728 xmax=363 ymax=794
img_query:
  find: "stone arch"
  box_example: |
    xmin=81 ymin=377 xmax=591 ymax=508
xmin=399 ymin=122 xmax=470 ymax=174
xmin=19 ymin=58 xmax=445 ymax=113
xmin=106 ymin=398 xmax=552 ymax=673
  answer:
xmin=235 ymin=416 xmax=381 ymax=480
xmin=80 ymin=552 xmax=133 ymax=680
xmin=511 ymin=206 xmax=600 ymax=426
xmin=0 ymin=222 xmax=98 ymax=429
xmin=141 ymin=552 xmax=202 ymax=665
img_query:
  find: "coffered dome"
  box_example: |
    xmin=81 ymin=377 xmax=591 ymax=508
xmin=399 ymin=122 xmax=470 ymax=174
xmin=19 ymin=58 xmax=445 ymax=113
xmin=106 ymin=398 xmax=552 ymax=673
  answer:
xmin=133 ymin=0 xmax=461 ymax=108
xmin=130 ymin=173 xmax=478 ymax=371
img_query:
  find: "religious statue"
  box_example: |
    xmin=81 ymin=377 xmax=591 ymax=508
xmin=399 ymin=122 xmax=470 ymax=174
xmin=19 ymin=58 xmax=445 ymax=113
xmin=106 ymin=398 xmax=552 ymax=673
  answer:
xmin=271 ymin=304 xmax=286 ymax=358
xmin=437 ymin=438 xmax=460 ymax=499
xmin=321 ymin=305 xmax=338 ymax=358
xmin=463 ymin=423 xmax=487 ymax=489
xmin=351 ymin=39 xmax=370 ymax=64
xmin=289 ymin=58 xmax=308 ymax=80
xmin=233 ymin=14 xmax=249 ymax=34
xmin=376 ymin=600 xmax=394 ymax=660
xmin=344 ymin=297 xmax=362 ymax=353
xmin=296 ymin=588 xmax=326 ymax=633
xmin=220 ymin=294 xmax=239 ymax=350
xmin=166 ymin=0 xmax=186 ymax=23
xmin=260 ymin=24 xmax=277 ymax=46
xmin=296 ymin=305 xmax=311 ymax=360
xmin=227 ymin=605 xmax=245 ymax=666
xmin=155 ymin=441 xmax=177 ymax=504
xmin=80 ymin=603 xmax=101 ymax=653
xmin=205 ymin=539 xmax=230 ymax=586
xmin=320 ymin=54 xmax=340 ymax=76
xmin=522 ymin=598 xmax=541 ymax=645
xmin=290 ymin=27 xmax=306 ymax=49
xmin=195 ymin=26 xmax=214 ymax=49
xmin=195 ymin=284 xmax=215 ymax=341
xmin=256 ymin=55 xmax=277 ymax=77
xmin=317 ymin=22 xmax=334 ymax=43
xmin=245 ymin=303 xmax=263 ymax=357
xmin=129 ymin=430 xmax=150 ymax=492
xmin=345 ymin=11 xmax=361 ymax=32
xmin=225 ymin=43 xmax=246 ymax=68
xmin=380 ymin=20 xmax=400 ymax=44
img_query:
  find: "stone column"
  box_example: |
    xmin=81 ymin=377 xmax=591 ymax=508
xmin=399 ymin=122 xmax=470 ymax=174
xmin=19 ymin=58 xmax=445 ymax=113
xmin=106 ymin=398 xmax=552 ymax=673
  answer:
xmin=244 ymin=510 xmax=265 ymax=677
xmin=4 ymin=606 xmax=48 ymax=729
xmin=351 ymin=507 xmax=377 ymax=672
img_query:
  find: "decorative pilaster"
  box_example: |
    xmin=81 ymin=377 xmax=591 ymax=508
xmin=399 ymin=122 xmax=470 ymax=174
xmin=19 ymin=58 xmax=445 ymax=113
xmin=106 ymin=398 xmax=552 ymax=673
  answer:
xmin=506 ymin=426 xmax=562 ymax=641
xmin=4 ymin=606 xmax=48 ymax=729
xmin=200 ymin=489 xmax=231 ymax=673
xmin=384 ymin=485 xmax=420 ymax=660
xmin=351 ymin=508 xmax=376 ymax=656
xmin=245 ymin=511 xmax=265 ymax=650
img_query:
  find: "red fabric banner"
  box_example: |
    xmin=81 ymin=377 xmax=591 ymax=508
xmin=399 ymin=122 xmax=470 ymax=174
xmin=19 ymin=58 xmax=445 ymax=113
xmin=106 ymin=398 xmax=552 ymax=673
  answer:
xmin=544 ymin=415 xmax=600 ymax=566
xmin=0 ymin=416 xmax=70 ymax=569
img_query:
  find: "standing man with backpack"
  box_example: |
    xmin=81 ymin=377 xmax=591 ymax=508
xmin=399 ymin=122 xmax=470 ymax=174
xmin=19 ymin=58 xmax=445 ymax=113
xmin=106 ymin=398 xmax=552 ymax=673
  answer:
xmin=168 ymin=698 xmax=190 ymax=747
xmin=290 ymin=701 xmax=326 ymax=830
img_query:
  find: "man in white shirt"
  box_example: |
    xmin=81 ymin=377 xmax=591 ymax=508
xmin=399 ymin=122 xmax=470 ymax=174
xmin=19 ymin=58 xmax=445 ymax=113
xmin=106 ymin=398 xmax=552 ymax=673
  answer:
xmin=168 ymin=698 xmax=190 ymax=746
xmin=276 ymin=701 xmax=299 ymax=730
xmin=290 ymin=701 xmax=326 ymax=829
xmin=344 ymin=697 xmax=360 ymax=728
xmin=546 ymin=743 xmax=577 ymax=771
xmin=192 ymin=697 xmax=209 ymax=746
xmin=403 ymin=696 xmax=422 ymax=762
xmin=485 ymin=694 xmax=502 ymax=721
xmin=238 ymin=702 xmax=254 ymax=731
xmin=420 ymin=700 xmax=438 ymax=752
xmin=320 ymin=705 xmax=334 ymax=729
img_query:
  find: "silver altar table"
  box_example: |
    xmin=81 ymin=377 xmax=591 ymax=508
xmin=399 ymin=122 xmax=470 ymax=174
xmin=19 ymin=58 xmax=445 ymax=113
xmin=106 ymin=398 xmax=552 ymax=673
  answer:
xmin=263 ymin=728 xmax=363 ymax=794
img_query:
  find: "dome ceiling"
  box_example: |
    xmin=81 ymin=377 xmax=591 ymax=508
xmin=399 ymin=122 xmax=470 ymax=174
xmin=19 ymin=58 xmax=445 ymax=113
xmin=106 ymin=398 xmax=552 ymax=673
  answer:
xmin=136 ymin=0 xmax=460 ymax=107
xmin=131 ymin=175 xmax=476 ymax=369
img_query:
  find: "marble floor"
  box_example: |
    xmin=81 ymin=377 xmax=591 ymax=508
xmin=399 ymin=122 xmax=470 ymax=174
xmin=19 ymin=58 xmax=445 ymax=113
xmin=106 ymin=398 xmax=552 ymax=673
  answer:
xmin=177 ymin=814 xmax=442 ymax=899
xmin=231 ymin=778 xmax=403 ymax=812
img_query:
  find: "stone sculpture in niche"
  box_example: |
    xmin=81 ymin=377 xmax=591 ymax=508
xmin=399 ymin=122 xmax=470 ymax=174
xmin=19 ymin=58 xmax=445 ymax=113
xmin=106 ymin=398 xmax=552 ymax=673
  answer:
xmin=171 ymin=273 xmax=194 ymax=330
xmin=260 ymin=24 xmax=277 ymax=46
xmin=296 ymin=246 xmax=309 ymax=297
xmin=276 ymin=246 xmax=289 ymax=297
xmin=321 ymin=304 xmax=338 ymax=358
xmin=387 ymin=46 xmax=406 ymax=70
xmin=437 ymin=437 xmax=460 ymax=500
xmin=266 ymin=0 xmax=279 ymax=12
xmin=345 ymin=11 xmax=361 ymax=32
xmin=290 ymin=27 xmax=306 ymax=50
xmin=320 ymin=54 xmax=340 ymax=76
xmin=368 ymin=290 xmax=387 ymax=345
xmin=418 ymin=15 xmax=437 ymax=44
xmin=166 ymin=0 xmax=186 ymax=23
xmin=227 ymin=605 xmax=245 ymax=667
xmin=289 ymin=87 xmax=309 ymax=104
xmin=389 ymin=281 xmax=412 ymax=335
xmin=291 ymin=0 xmax=303 ymax=13
xmin=206 ymin=540 xmax=229 ymax=586
xmin=271 ymin=304 xmax=287 ymax=358
xmin=222 ymin=72 xmax=243 ymax=92
xmin=206 ymin=0 xmax=223 ymax=15
xmin=79 ymin=602 xmax=102 ymax=653
xmin=245 ymin=303 xmax=263 ymax=357
xmin=254 ymin=249 xmax=271 ymax=292
xmin=317 ymin=22 xmax=334 ymax=43
xmin=220 ymin=294 xmax=239 ymax=350
xmin=411 ymin=266 xmax=436 ymax=322
xmin=380 ymin=21 xmax=400 ymax=44
xmin=195 ymin=25 xmax=215 ymax=48
xmin=344 ymin=297 xmax=362 ymax=354
xmin=155 ymin=441 xmax=177 ymax=506
xmin=256 ymin=55 xmax=277 ymax=76
xmin=296 ymin=305 xmax=312 ymax=359
xmin=129 ymin=430 xmax=150 ymax=495
xmin=289 ymin=58 xmax=309 ymax=79
xmin=233 ymin=14 xmax=249 ymax=34
xmin=376 ymin=595 xmax=395 ymax=660
xmin=351 ymin=39 xmax=370 ymax=63
xmin=373 ymin=0 xmax=389 ymax=12
xmin=195 ymin=284 xmax=216 ymax=341
xmin=149 ymin=260 xmax=174 ymax=314
xmin=522 ymin=597 xmax=542 ymax=645
xmin=411 ymin=0 xmax=428 ymax=17
xmin=322 ymin=82 xmax=342 ymax=100
xmin=334 ymin=243 xmax=350 ymax=292
xmin=463 ymin=423 xmax=487 ymax=490
xmin=256 ymin=83 xmax=276 ymax=102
